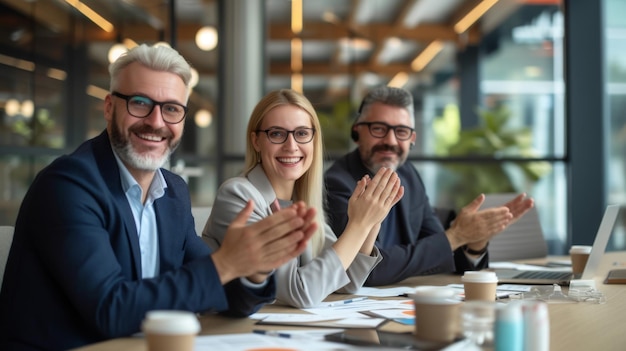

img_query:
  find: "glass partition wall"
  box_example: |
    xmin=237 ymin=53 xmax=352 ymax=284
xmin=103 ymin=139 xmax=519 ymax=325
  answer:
xmin=317 ymin=2 xmax=569 ymax=252
xmin=0 ymin=0 xmax=221 ymax=222
xmin=606 ymin=0 xmax=626 ymax=250
xmin=0 ymin=0 xmax=603 ymax=254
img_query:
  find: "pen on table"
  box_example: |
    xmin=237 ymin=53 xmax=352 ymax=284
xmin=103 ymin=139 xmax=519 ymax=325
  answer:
xmin=326 ymin=296 xmax=368 ymax=307
xmin=253 ymin=329 xmax=294 ymax=339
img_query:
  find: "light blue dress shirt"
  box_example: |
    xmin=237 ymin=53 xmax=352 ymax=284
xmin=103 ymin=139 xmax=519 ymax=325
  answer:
xmin=112 ymin=151 xmax=269 ymax=287
xmin=113 ymin=154 xmax=165 ymax=279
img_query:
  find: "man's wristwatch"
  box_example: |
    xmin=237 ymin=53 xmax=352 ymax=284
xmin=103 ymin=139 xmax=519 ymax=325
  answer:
xmin=463 ymin=242 xmax=489 ymax=255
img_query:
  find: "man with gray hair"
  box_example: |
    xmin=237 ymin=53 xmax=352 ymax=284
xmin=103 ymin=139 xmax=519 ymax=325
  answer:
xmin=325 ymin=85 xmax=533 ymax=286
xmin=0 ymin=44 xmax=316 ymax=350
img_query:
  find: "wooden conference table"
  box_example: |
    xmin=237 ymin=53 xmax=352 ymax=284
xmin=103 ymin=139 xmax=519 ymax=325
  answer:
xmin=74 ymin=251 xmax=626 ymax=351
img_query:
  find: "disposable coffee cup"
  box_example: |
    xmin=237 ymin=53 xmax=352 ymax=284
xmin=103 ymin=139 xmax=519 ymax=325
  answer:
xmin=410 ymin=286 xmax=461 ymax=343
xmin=141 ymin=310 xmax=200 ymax=351
xmin=462 ymin=271 xmax=498 ymax=301
xmin=570 ymin=245 xmax=592 ymax=275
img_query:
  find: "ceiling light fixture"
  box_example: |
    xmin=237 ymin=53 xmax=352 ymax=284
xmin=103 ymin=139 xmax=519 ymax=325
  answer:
xmin=47 ymin=68 xmax=67 ymax=81
xmin=291 ymin=73 xmax=303 ymax=93
xmin=64 ymin=0 xmax=114 ymax=33
xmin=454 ymin=0 xmax=499 ymax=34
xmin=86 ymin=85 xmax=109 ymax=100
xmin=291 ymin=0 xmax=303 ymax=34
xmin=0 ymin=54 xmax=34 ymax=72
xmin=20 ymin=100 xmax=34 ymax=118
xmin=388 ymin=72 xmax=409 ymax=88
xmin=123 ymin=38 xmax=138 ymax=49
xmin=411 ymin=40 xmax=443 ymax=72
xmin=189 ymin=68 xmax=200 ymax=89
xmin=107 ymin=43 xmax=127 ymax=64
xmin=194 ymin=109 xmax=212 ymax=128
xmin=5 ymin=99 xmax=20 ymax=117
xmin=195 ymin=26 xmax=218 ymax=51
xmin=340 ymin=37 xmax=373 ymax=51
xmin=291 ymin=38 xmax=302 ymax=72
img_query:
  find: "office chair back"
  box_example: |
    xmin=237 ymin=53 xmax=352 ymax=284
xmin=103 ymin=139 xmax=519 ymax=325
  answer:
xmin=191 ymin=207 xmax=212 ymax=236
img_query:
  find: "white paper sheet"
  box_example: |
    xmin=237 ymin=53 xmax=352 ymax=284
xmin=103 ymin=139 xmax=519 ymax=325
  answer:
xmin=194 ymin=331 xmax=358 ymax=350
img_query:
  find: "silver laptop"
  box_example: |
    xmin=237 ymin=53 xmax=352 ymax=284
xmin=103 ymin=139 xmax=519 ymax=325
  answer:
xmin=480 ymin=193 xmax=548 ymax=262
xmin=493 ymin=204 xmax=620 ymax=285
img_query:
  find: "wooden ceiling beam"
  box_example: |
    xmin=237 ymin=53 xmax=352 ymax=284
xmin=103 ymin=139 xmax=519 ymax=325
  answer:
xmin=347 ymin=0 xmax=360 ymax=25
xmin=270 ymin=61 xmax=420 ymax=76
xmin=269 ymin=22 xmax=461 ymax=42
xmin=34 ymin=19 xmax=477 ymax=48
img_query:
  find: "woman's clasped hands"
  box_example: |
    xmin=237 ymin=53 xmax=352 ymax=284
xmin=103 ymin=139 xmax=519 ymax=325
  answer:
xmin=348 ymin=167 xmax=404 ymax=226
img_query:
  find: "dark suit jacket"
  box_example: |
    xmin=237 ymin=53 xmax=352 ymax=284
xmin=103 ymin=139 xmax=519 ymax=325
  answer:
xmin=0 ymin=131 xmax=275 ymax=351
xmin=324 ymin=150 xmax=487 ymax=286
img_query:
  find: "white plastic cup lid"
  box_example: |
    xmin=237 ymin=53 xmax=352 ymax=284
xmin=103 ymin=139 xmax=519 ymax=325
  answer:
xmin=410 ymin=286 xmax=460 ymax=304
xmin=141 ymin=310 xmax=200 ymax=335
xmin=569 ymin=245 xmax=592 ymax=254
xmin=496 ymin=301 xmax=523 ymax=321
xmin=461 ymin=271 xmax=498 ymax=283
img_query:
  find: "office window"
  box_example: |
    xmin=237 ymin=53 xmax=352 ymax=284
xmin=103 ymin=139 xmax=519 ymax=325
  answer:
xmin=416 ymin=3 xmax=566 ymax=253
xmin=0 ymin=1 xmax=222 ymax=224
xmin=480 ymin=5 xmax=566 ymax=251
xmin=277 ymin=2 xmax=568 ymax=253
xmin=0 ymin=62 xmax=67 ymax=149
xmin=0 ymin=154 xmax=57 ymax=224
xmin=606 ymin=0 xmax=626 ymax=250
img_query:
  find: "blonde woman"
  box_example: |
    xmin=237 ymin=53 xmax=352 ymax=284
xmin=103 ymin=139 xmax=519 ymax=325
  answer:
xmin=203 ymin=89 xmax=403 ymax=308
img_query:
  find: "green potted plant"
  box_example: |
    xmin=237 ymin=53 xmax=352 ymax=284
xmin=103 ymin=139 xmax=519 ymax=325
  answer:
xmin=433 ymin=104 xmax=551 ymax=208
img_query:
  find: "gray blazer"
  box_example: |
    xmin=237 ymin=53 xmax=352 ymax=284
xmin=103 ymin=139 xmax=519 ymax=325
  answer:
xmin=203 ymin=164 xmax=382 ymax=308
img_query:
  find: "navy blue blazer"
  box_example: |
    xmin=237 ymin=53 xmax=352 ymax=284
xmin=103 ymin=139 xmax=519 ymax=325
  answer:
xmin=324 ymin=150 xmax=487 ymax=286
xmin=0 ymin=131 xmax=275 ymax=351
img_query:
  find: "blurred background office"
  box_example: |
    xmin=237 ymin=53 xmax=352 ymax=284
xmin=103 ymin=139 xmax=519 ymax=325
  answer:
xmin=0 ymin=0 xmax=624 ymax=255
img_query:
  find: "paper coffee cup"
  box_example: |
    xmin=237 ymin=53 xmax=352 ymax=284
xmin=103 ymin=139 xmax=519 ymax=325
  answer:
xmin=570 ymin=245 xmax=592 ymax=275
xmin=462 ymin=271 xmax=498 ymax=301
xmin=141 ymin=310 xmax=200 ymax=351
xmin=410 ymin=286 xmax=461 ymax=343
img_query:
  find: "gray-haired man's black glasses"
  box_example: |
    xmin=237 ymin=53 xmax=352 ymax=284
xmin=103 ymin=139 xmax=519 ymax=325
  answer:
xmin=355 ymin=122 xmax=414 ymax=141
xmin=112 ymin=91 xmax=188 ymax=124
xmin=256 ymin=127 xmax=316 ymax=144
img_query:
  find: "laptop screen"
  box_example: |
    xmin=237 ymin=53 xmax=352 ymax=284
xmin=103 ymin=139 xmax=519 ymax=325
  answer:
xmin=580 ymin=204 xmax=620 ymax=280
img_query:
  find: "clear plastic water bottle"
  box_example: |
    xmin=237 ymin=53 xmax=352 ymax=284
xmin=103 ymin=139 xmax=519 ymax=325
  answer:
xmin=461 ymin=301 xmax=496 ymax=347
xmin=494 ymin=301 xmax=523 ymax=351
xmin=521 ymin=300 xmax=550 ymax=351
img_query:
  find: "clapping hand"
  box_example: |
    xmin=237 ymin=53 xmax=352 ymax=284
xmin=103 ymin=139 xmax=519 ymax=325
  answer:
xmin=212 ymin=200 xmax=317 ymax=284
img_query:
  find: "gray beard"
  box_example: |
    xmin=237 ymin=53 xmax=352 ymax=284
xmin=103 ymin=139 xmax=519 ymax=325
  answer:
xmin=364 ymin=155 xmax=400 ymax=174
xmin=109 ymin=114 xmax=175 ymax=172
xmin=112 ymin=137 xmax=170 ymax=172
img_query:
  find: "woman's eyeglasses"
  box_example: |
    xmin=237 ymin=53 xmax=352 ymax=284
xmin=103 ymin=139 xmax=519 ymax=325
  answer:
xmin=256 ymin=127 xmax=316 ymax=144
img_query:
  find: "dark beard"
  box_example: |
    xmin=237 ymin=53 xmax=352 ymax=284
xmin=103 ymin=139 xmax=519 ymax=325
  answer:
xmin=371 ymin=144 xmax=402 ymax=157
xmin=364 ymin=144 xmax=404 ymax=173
